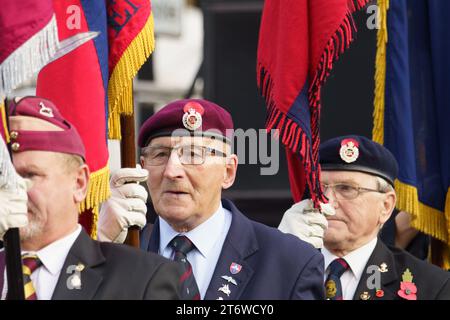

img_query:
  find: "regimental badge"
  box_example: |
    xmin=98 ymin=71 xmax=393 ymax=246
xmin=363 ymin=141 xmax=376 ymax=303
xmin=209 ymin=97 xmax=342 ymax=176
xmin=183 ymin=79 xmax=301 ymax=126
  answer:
xmin=339 ymin=138 xmax=359 ymax=163
xmin=379 ymin=262 xmax=388 ymax=273
xmin=360 ymin=291 xmax=370 ymax=300
xmin=182 ymin=102 xmax=204 ymax=131
xmin=218 ymin=284 xmax=231 ymax=297
xmin=221 ymin=275 xmax=238 ymax=286
xmin=39 ymin=102 xmax=54 ymax=117
xmin=229 ymin=262 xmax=242 ymax=275
xmin=325 ymin=279 xmax=337 ymax=299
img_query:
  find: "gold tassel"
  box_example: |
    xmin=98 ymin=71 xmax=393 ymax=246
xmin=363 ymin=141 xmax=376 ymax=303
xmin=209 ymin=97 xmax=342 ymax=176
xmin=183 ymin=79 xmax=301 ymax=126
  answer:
xmin=372 ymin=0 xmax=389 ymax=144
xmin=78 ymin=164 xmax=111 ymax=238
xmin=108 ymin=13 xmax=155 ymax=140
xmin=395 ymin=180 xmax=449 ymax=245
xmin=0 ymin=101 xmax=10 ymax=143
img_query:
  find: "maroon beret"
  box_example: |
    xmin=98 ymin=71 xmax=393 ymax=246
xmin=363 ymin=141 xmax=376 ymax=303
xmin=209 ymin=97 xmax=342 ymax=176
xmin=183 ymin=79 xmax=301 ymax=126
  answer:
xmin=138 ymin=99 xmax=234 ymax=147
xmin=8 ymin=96 xmax=86 ymax=160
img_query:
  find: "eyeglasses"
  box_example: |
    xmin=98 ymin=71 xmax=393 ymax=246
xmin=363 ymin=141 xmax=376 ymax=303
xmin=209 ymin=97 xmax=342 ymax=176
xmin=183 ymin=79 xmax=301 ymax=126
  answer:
xmin=141 ymin=144 xmax=227 ymax=166
xmin=321 ymin=183 xmax=385 ymax=200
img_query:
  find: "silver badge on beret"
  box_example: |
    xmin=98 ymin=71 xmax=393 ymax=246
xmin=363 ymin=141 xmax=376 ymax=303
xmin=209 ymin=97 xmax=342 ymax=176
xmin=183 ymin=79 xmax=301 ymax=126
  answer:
xmin=182 ymin=102 xmax=204 ymax=131
xmin=339 ymin=138 xmax=359 ymax=163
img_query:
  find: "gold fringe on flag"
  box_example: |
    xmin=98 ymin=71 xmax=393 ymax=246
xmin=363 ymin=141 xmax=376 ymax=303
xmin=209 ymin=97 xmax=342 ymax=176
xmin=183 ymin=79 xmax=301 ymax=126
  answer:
xmin=78 ymin=164 xmax=111 ymax=239
xmin=372 ymin=0 xmax=389 ymax=144
xmin=0 ymin=101 xmax=10 ymax=143
xmin=395 ymin=180 xmax=450 ymax=269
xmin=107 ymin=13 xmax=155 ymax=140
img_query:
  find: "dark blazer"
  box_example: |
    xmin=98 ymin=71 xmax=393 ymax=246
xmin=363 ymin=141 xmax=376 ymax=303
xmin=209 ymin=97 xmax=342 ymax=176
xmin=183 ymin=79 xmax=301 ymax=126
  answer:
xmin=140 ymin=199 xmax=325 ymax=300
xmin=353 ymin=239 xmax=450 ymax=300
xmin=50 ymin=230 xmax=183 ymax=300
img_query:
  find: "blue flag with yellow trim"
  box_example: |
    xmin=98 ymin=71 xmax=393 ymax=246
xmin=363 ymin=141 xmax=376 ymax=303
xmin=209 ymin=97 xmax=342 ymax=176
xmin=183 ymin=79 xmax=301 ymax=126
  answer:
xmin=373 ymin=0 xmax=450 ymax=268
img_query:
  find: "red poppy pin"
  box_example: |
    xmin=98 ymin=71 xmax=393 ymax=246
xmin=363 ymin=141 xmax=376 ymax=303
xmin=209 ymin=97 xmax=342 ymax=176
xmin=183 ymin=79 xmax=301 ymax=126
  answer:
xmin=397 ymin=269 xmax=417 ymax=300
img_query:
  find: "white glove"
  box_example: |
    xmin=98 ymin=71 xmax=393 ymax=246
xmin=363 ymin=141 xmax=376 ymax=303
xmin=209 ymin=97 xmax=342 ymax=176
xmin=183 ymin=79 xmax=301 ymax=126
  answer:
xmin=0 ymin=176 xmax=30 ymax=240
xmin=278 ymin=199 xmax=335 ymax=249
xmin=98 ymin=165 xmax=149 ymax=243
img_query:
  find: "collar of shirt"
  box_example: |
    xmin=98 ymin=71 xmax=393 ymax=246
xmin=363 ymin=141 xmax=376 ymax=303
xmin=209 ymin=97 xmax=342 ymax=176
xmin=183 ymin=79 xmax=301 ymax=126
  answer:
xmin=159 ymin=202 xmax=226 ymax=259
xmin=322 ymin=237 xmax=378 ymax=281
xmin=23 ymin=225 xmax=82 ymax=276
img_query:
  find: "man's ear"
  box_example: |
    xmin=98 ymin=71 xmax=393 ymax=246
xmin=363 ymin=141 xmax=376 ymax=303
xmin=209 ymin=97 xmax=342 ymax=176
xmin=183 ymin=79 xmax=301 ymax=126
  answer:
xmin=222 ymin=154 xmax=238 ymax=190
xmin=73 ymin=164 xmax=90 ymax=204
xmin=140 ymin=156 xmax=145 ymax=167
xmin=379 ymin=190 xmax=396 ymax=225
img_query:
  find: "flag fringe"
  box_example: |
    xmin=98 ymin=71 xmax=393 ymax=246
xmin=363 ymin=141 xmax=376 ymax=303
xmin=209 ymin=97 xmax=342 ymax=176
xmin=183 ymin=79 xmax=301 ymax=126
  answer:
xmin=395 ymin=179 xmax=450 ymax=249
xmin=108 ymin=13 xmax=155 ymax=139
xmin=258 ymin=0 xmax=369 ymax=206
xmin=0 ymin=101 xmax=9 ymax=143
xmin=78 ymin=164 xmax=111 ymax=239
xmin=372 ymin=0 xmax=389 ymax=144
xmin=0 ymin=15 xmax=58 ymax=98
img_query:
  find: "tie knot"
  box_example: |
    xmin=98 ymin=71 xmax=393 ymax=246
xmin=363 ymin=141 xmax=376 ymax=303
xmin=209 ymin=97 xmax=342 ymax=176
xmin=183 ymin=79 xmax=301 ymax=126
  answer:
xmin=328 ymin=258 xmax=349 ymax=278
xmin=22 ymin=254 xmax=42 ymax=275
xmin=169 ymin=236 xmax=196 ymax=256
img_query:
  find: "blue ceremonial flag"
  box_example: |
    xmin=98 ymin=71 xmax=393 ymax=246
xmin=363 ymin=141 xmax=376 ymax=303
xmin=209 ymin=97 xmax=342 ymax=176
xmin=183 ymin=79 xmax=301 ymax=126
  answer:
xmin=373 ymin=0 xmax=450 ymax=267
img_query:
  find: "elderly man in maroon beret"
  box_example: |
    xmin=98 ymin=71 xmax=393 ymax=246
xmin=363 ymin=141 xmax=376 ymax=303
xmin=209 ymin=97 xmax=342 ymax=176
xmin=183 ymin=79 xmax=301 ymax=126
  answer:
xmin=99 ymin=98 xmax=325 ymax=300
xmin=0 ymin=96 xmax=184 ymax=300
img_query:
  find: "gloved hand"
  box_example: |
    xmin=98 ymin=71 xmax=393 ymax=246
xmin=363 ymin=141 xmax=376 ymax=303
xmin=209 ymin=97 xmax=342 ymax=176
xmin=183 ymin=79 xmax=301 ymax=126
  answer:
xmin=278 ymin=199 xmax=335 ymax=249
xmin=97 ymin=165 xmax=149 ymax=243
xmin=0 ymin=176 xmax=30 ymax=240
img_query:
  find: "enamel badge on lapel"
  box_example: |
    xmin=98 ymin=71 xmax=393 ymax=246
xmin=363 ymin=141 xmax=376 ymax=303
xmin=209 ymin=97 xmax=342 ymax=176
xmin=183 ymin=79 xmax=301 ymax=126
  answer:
xmin=229 ymin=262 xmax=242 ymax=275
xmin=376 ymin=289 xmax=384 ymax=298
xmin=360 ymin=291 xmax=370 ymax=300
xmin=397 ymin=268 xmax=417 ymax=300
xmin=182 ymin=102 xmax=204 ymax=131
xmin=218 ymin=284 xmax=231 ymax=297
xmin=339 ymin=138 xmax=359 ymax=163
xmin=378 ymin=262 xmax=388 ymax=273
xmin=221 ymin=275 xmax=237 ymax=286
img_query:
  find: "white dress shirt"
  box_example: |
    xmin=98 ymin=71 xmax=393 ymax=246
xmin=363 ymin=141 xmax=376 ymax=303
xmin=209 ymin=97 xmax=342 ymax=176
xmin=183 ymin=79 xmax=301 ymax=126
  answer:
xmin=159 ymin=202 xmax=232 ymax=299
xmin=322 ymin=237 xmax=378 ymax=300
xmin=23 ymin=225 xmax=82 ymax=300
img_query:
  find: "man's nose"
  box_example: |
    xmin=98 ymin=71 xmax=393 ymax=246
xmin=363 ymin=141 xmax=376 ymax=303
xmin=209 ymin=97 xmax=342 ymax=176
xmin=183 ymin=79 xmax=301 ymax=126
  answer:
xmin=163 ymin=151 xmax=185 ymax=179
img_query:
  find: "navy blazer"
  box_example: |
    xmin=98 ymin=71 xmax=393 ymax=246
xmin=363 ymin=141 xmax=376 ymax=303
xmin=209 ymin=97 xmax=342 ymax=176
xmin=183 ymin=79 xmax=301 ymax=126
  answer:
xmin=140 ymin=199 xmax=325 ymax=300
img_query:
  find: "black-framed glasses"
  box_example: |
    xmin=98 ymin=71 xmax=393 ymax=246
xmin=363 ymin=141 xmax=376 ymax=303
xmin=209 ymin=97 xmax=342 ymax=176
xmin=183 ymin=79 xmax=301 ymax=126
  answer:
xmin=321 ymin=183 xmax=385 ymax=200
xmin=141 ymin=144 xmax=227 ymax=166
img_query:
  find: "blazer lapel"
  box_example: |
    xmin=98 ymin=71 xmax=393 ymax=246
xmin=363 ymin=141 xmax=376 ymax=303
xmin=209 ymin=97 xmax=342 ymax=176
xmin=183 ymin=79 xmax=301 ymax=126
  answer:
xmin=353 ymin=239 xmax=398 ymax=300
xmin=204 ymin=199 xmax=258 ymax=300
xmin=51 ymin=231 xmax=105 ymax=300
xmin=147 ymin=218 xmax=160 ymax=254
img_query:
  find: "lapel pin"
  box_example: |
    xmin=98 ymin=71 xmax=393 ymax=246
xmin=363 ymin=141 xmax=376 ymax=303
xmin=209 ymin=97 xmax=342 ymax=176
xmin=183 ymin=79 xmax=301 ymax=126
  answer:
xmin=216 ymin=297 xmax=224 ymax=300
xmin=376 ymin=289 xmax=384 ymax=298
xmin=360 ymin=291 xmax=370 ymax=300
xmin=75 ymin=263 xmax=85 ymax=272
xmin=397 ymin=268 xmax=417 ymax=300
xmin=221 ymin=275 xmax=237 ymax=286
xmin=229 ymin=262 xmax=242 ymax=275
xmin=378 ymin=262 xmax=388 ymax=273
xmin=218 ymin=284 xmax=231 ymax=297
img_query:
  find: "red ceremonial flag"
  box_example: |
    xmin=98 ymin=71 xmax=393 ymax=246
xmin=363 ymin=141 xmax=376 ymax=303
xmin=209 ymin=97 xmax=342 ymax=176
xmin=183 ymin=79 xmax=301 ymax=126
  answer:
xmin=107 ymin=0 xmax=154 ymax=139
xmin=36 ymin=0 xmax=110 ymax=238
xmin=257 ymin=0 xmax=369 ymax=205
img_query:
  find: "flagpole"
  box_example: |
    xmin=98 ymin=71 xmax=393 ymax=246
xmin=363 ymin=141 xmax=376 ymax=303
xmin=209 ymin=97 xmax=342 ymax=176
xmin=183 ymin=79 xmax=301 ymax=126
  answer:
xmin=120 ymin=110 xmax=140 ymax=248
xmin=2 ymin=99 xmax=25 ymax=300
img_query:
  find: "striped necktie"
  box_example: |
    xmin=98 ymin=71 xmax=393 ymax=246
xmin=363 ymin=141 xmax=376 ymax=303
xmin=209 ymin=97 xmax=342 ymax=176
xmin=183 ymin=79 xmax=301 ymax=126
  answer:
xmin=22 ymin=254 xmax=42 ymax=300
xmin=170 ymin=235 xmax=201 ymax=300
xmin=325 ymin=258 xmax=349 ymax=300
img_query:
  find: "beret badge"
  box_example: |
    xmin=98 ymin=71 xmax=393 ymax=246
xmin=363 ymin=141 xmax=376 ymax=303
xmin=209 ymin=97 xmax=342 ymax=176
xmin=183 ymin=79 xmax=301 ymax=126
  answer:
xmin=182 ymin=102 xmax=204 ymax=131
xmin=339 ymin=138 xmax=359 ymax=163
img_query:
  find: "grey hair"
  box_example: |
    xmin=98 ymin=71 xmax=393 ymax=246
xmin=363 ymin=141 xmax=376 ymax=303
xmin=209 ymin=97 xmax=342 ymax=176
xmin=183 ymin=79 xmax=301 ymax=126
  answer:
xmin=376 ymin=176 xmax=394 ymax=193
